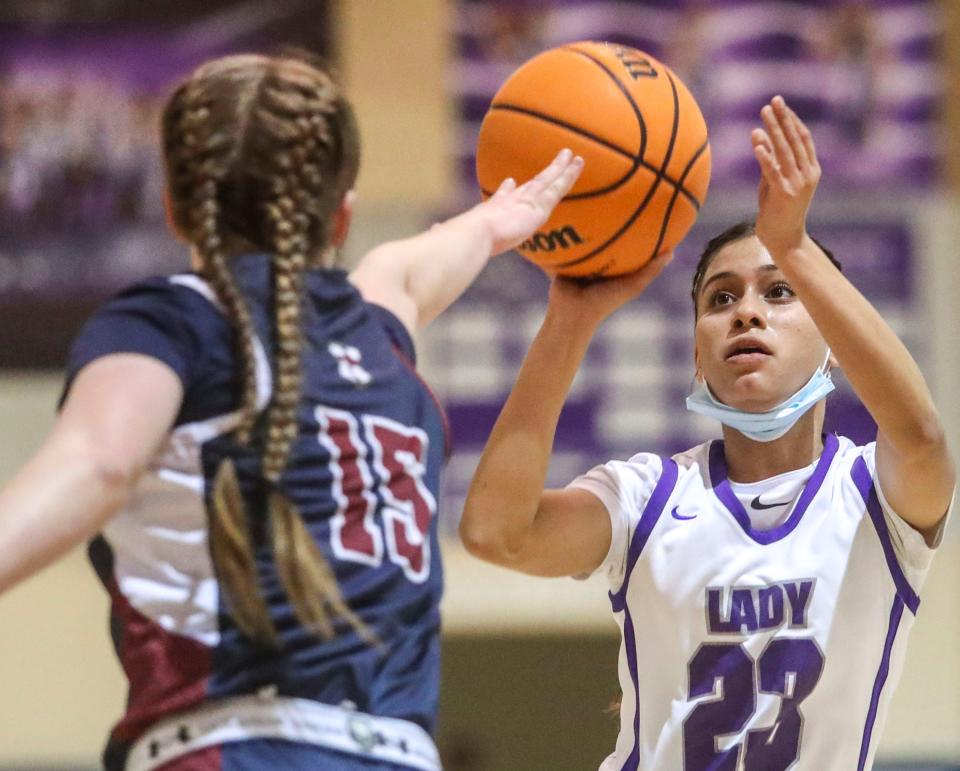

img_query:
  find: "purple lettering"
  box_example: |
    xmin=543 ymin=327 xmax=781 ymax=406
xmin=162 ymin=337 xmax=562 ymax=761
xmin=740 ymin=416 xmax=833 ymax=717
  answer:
xmin=783 ymin=580 xmax=815 ymax=628
xmin=757 ymin=586 xmax=784 ymax=629
xmin=730 ymin=589 xmax=759 ymax=634
xmin=707 ymin=587 xmax=736 ymax=633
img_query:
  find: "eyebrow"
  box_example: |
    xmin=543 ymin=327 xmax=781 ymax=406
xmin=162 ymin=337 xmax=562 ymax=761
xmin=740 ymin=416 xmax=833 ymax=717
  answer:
xmin=700 ymin=263 xmax=780 ymax=294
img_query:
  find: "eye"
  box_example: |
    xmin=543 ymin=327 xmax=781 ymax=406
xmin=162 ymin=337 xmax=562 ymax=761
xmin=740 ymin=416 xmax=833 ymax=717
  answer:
xmin=766 ymin=281 xmax=795 ymax=300
xmin=708 ymin=289 xmax=736 ymax=307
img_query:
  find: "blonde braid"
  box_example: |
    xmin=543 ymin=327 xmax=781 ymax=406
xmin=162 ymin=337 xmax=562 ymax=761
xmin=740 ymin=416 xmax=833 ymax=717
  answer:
xmin=162 ymin=55 xmax=370 ymax=650
xmin=259 ymin=72 xmax=379 ymax=645
xmin=167 ymin=79 xmax=278 ymax=649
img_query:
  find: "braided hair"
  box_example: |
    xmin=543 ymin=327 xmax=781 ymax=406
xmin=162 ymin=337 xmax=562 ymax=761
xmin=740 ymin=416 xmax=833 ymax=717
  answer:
xmin=161 ymin=53 xmax=372 ymax=649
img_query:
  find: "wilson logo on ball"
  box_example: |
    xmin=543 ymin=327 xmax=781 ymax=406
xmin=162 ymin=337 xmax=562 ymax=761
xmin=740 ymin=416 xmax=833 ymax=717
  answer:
xmin=613 ymin=45 xmax=658 ymax=80
xmin=520 ymin=225 xmax=583 ymax=253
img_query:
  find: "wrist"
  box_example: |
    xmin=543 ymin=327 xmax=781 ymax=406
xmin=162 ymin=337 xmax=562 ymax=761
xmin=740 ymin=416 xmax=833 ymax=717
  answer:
xmin=760 ymin=227 xmax=807 ymax=263
xmin=437 ymin=205 xmax=498 ymax=257
xmin=542 ymin=305 xmax=601 ymax=347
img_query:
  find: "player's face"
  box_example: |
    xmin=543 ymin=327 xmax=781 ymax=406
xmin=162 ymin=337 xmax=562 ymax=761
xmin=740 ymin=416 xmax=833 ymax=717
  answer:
xmin=693 ymin=235 xmax=828 ymax=412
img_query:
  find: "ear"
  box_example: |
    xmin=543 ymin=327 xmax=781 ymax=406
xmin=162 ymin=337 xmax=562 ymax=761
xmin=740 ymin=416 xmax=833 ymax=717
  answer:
xmin=330 ymin=190 xmax=356 ymax=248
xmin=693 ymin=345 xmax=703 ymax=381
xmin=163 ymin=188 xmax=189 ymax=243
xmin=828 ymin=350 xmax=839 ymax=371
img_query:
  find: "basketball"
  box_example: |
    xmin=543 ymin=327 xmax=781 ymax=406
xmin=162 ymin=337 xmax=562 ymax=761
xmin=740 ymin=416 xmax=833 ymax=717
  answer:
xmin=476 ymin=41 xmax=711 ymax=278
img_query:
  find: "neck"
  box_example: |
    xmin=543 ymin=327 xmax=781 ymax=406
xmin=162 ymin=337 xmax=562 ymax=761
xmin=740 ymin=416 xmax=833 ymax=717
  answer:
xmin=721 ymin=402 xmax=826 ymax=483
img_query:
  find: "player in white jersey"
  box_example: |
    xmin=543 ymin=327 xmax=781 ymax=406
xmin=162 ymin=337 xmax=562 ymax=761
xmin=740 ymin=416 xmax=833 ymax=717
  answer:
xmin=460 ymin=96 xmax=955 ymax=770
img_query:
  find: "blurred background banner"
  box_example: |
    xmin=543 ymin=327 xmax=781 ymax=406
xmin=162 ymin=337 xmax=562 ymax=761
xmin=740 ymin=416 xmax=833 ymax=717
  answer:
xmin=0 ymin=0 xmax=331 ymax=367
xmin=452 ymin=0 xmax=944 ymax=197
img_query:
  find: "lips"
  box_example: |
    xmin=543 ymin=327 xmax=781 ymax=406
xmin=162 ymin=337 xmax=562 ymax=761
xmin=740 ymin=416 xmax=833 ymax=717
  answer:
xmin=725 ymin=338 xmax=772 ymax=360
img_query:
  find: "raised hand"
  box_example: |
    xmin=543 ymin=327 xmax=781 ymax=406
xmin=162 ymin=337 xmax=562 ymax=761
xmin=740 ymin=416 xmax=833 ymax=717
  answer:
xmin=751 ymin=95 xmax=821 ymax=259
xmin=478 ymin=149 xmax=584 ymax=256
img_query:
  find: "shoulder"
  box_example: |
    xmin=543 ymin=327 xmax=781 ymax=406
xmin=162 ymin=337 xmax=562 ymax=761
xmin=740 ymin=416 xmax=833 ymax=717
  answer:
xmin=826 ymin=434 xmax=878 ymax=493
xmin=567 ymin=450 xmax=676 ymax=524
xmin=304 ymin=268 xmax=418 ymax=363
xmin=92 ymin=273 xmax=226 ymax=328
xmin=365 ymin=302 xmax=417 ymax=364
xmin=65 ymin=274 xmax=229 ymax=395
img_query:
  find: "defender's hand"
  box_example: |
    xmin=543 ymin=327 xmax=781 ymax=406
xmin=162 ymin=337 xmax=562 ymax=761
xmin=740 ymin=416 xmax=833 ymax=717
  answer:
xmin=475 ymin=149 xmax=584 ymax=256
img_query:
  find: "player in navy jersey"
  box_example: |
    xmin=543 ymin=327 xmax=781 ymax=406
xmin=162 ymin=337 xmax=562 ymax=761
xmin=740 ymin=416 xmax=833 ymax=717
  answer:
xmin=461 ymin=96 xmax=955 ymax=769
xmin=0 ymin=53 xmax=583 ymax=770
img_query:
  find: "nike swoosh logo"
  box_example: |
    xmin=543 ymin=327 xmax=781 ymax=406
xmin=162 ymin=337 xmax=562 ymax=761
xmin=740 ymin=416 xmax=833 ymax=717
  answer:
xmin=750 ymin=495 xmax=792 ymax=511
xmin=671 ymin=506 xmax=697 ymax=521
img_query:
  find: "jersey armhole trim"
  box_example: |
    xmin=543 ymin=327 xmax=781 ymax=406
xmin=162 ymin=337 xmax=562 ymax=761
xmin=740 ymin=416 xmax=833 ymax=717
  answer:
xmin=850 ymin=456 xmax=921 ymax=615
xmin=367 ymin=301 xmax=417 ymax=362
xmin=390 ymin=343 xmax=452 ymax=461
xmin=609 ymin=458 xmax=679 ymax=613
xmin=857 ymin=595 xmax=905 ymax=770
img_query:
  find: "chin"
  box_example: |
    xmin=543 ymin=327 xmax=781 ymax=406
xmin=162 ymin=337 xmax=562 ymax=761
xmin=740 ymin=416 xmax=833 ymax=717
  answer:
xmin=714 ymin=374 xmax=788 ymax=412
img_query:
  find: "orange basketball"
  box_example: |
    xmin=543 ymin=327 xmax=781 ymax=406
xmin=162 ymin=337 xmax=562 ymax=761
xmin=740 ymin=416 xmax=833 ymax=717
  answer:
xmin=476 ymin=41 xmax=711 ymax=278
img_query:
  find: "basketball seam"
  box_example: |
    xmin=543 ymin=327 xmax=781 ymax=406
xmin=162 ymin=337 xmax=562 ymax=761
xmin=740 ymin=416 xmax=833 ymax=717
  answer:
xmin=485 ymin=103 xmax=641 ymax=200
xmin=554 ymin=66 xmax=683 ymax=271
xmin=482 ymin=105 xmax=702 ymax=210
xmin=647 ymin=138 xmax=711 ymax=262
xmin=561 ymin=44 xmax=648 ymax=164
xmin=562 ymin=45 xmax=703 ymax=211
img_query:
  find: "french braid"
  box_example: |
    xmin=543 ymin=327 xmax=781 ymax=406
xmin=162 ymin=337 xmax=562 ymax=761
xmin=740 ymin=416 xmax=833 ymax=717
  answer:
xmin=256 ymin=68 xmax=378 ymax=645
xmin=161 ymin=54 xmax=372 ymax=649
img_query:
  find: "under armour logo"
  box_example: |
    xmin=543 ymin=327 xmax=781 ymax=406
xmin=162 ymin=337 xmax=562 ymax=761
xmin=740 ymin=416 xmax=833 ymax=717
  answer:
xmin=329 ymin=341 xmax=372 ymax=386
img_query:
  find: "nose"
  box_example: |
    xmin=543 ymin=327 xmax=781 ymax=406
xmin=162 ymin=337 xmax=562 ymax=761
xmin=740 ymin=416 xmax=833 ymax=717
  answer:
xmin=732 ymin=289 xmax=766 ymax=330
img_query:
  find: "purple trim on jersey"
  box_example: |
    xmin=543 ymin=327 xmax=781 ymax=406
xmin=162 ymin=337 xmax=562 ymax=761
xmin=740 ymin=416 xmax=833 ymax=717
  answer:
xmin=857 ymin=596 xmax=905 ymax=771
xmin=708 ymin=434 xmax=839 ymax=545
xmin=604 ymin=459 xmax=677 ymax=771
xmin=850 ymin=457 xmax=921 ymax=615
xmin=619 ymin=604 xmax=642 ymax=771
xmin=609 ymin=459 xmax=679 ymax=613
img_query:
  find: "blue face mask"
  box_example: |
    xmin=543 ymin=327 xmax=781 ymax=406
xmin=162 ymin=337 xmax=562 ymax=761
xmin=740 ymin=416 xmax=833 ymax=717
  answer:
xmin=685 ymin=350 xmax=834 ymax=442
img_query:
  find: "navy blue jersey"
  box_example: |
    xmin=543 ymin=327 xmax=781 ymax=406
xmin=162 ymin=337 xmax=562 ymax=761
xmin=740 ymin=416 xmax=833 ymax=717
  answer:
xmin=64 ymin=253 xmax=449 ymax=770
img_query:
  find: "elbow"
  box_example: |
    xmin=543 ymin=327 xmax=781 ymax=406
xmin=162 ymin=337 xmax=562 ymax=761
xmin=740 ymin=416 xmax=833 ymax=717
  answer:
xmin=458 ymin=506 xmax=522 ymax=566
xmin=458 ymin=512 xmax=497 ymax=561
xmin=81 ymin=438 xmax=144 ymax=495
xmin=904 ymin=415 xmax=949 ymax=459
xmin=915 ymin=417 xmax=947 ymax=451
xmin=92 ymin=457 xmax=141 ymax=492
xmin=886 ymin=414 xmax=951 ymax=465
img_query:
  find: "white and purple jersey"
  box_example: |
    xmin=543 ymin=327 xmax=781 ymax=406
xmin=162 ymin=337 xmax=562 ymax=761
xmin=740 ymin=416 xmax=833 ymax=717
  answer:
xmin=63 ymin=253 xmax=449 ymax=770
xmin=569 ymin=434 xmax=947 ymax=771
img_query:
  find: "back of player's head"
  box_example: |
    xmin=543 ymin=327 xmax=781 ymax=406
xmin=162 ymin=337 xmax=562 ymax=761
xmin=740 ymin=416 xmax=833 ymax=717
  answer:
xmin=161 ymin=53 xmax=373 ymax=652
xmin=690 ymin=220 xmax=842 ymax=318
xmin=161 ymin=52 xmax=359 ymax=262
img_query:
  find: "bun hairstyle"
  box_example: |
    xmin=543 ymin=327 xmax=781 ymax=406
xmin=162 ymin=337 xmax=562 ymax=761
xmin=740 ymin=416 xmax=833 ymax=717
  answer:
xmin=161 ymin=53 xmax=373 ymax=649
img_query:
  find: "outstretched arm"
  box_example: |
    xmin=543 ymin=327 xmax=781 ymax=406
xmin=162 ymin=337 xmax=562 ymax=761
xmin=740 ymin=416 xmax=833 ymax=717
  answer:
xmin=752 ymin=96 xmax=954 ymax=535
xmin=460 ymin=255 xmax=672 ymax=577
xmin=0 ymin=355 xmax=181 ymax=594
xmin=350 ymin=149 xmax=583 ymax=331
